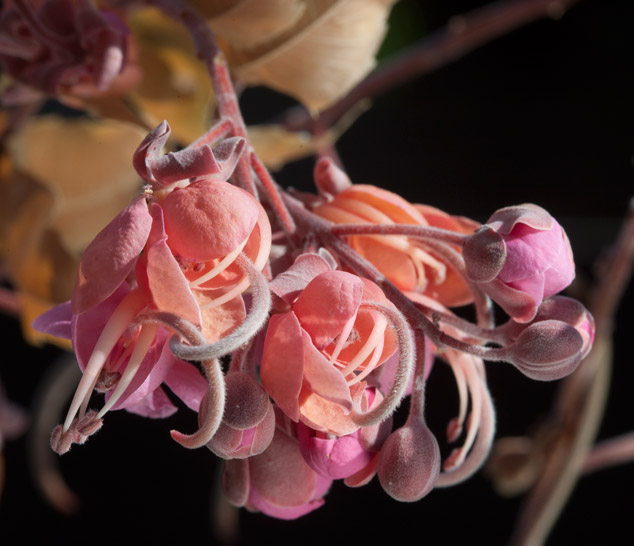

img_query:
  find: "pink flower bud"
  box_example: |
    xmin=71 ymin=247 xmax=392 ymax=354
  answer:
xmin=205 ymin=372 xmax=275 ymax=459
xmin=532 ymin=296 xmax=595 ymax=358
xmin=223 ymin=409 xmax=332 ymax=520
xmin=377 ymin=420 xmax=440 ymax=502
xmin=296 ymin=388 xmax=392 ymax=480
xmin=464 ymin=204 xmax=575 ymax=322
xmin=505 ymin=319 xmax=584 ymax=380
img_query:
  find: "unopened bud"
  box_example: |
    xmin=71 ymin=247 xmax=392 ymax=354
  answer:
xmin=507 ymin=320 xmax=584 ymax=380
xmin=377 ymin=421 xmax=440 ymax=502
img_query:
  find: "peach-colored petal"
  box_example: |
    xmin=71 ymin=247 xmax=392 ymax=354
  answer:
xmin=301 ymin=328 xmax=353 ymax=411
xmin=260 ymin=312 xmax=305 ymax=422
xmin=298 ymin=382 xmax=366 ymax=436
xmin=162 ymin=179 xmax=259 ymax=262
xmin=198 ymin=292 xmax=246 ymax=343
xmin=145 ymin=203 xmax=201 ymax=325
xmin=292 ymin=270 xmax=363 ymax=350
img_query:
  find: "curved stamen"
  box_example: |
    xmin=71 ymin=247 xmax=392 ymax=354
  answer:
xmin=436 ymin=371 xmax=496 ymax=487
xmin=63 ymin=291 xmax=145 ymax=432
xmin=443 ymin=351 xmax=483 ymax=471
xmin=96 ymin=323 xmax=158 ymax=419
xmin=445 ymin=355 xmax=469 ymax=442
xmin=170 ymin=255 xmax=271 ymax=361
xmin=189 ymin=235 xmax=249 ymax=288
xmin=352 ymin=302 xmax=415 ymax=428
xmin=328 ymin=313 xmax=357 ymax=365
xmin=199 ymin=275 xmax=249 ymax=310
xmin=347 ymin=330 xmax=385 ymax=386
xmin=339 ymin=311 xmax=387 ymax=377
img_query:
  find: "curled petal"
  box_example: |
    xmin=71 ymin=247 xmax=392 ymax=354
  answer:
xmin=133 ymin=120 xmax=171 ymax=183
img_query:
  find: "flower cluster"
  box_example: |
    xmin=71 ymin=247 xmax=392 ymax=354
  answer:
xmin=3 ymin=0 xmax=595 ymax=525
xmin=34 ymin=122 xmax=592 ymax=517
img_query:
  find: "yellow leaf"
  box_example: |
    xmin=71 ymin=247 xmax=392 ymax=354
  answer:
xmin=128 ymin=8 xmax=216 ymax=144
xmin=8 ymin=116 xmax=147 ymax=256
xmin=208 ymin=0 xmax=306 ymax=50
xmin=229 ymin=0 xmax=397 ymax=112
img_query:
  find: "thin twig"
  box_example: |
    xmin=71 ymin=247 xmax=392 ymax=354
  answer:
xmin=283 ymin=0 xmax=583 ymax=133
xmin=509 ymin=200 xmax=634 ymax=546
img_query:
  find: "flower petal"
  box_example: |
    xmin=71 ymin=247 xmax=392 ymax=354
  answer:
xmin=72 ymin=195 xmax=151 ymax=314
xmin=260 ymin=312 xmax=304 ymax=422
xmin=292 ymin=270 xmax=363 ymax=350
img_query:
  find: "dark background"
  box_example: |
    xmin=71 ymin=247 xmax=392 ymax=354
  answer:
xmin=2 ymin=0 xmax=634 ymax=544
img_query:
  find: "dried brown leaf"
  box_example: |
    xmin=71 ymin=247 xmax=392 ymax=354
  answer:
xmin=128 ymin=8 xmax=216 ymax=144
xmin=209 ymin=0 xmax=306 ymax=50
xmin=229 ymin=0 xmax=397 ymax=112
xmin=8 ymin=116 xmax=146 ymax=256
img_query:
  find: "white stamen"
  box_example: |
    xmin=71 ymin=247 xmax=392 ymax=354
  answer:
xmin=97 ymin=323 xmax=158 ymax=418
xmin=63 ymin=291 xmax=145 ymax=432
xmin=189 ymin=236 xmax=248 ymax=287
xmin=339 ymin=312 xmax=387 ymax=377
xmin=328 ymin=313 xmax=358 ymax=365
xmin=199 ymin=275 xmax=249 ymax=310
xmin=348 ymin=329 xmax=385 ymax=385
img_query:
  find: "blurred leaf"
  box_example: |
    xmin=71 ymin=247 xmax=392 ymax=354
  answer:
xmin=229 ymin=0 xmax=398 ymax=113
xmin=128 ymin=8 xmax=216 ymax=144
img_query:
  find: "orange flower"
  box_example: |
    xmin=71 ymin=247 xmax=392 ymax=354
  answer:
xmin=313 ymin=184 xmax=478 ymax=307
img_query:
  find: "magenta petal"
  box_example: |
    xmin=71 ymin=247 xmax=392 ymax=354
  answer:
xmin=163 ymin=358 xmax=208 ymax=412
xmin=32 ymin=301 xmax=72 ymax=340
xmin=260 ymin=312 xmax=304 ymax=422
xmin=248 ymin=489 xmax=325 ymax=521
xmin=72 ymin=283 xmax=131 ymax=370
xmin=292 ymin=271 xmax=363 ymax=350
xmin=301 ymin=329 xmax=352 ymax=412
xmin=499 ymin=224 xmax=561 ymax=282
xmin=73 ymin=195 xmax=152 ymax=314
xmin=133 ymin=121 xmax=171 ymax=182
xmin=506 ymin=273 xmax=546 ymax=303
xmin=109 ymin=332 xmax=173 ymax=411
xmin=124 ymin=387 xmax=177 ymax=418
xmin=150 ymin=146 xmax=221 ymax=185
xmin=298 ymin=424 xmax=371 ymax=479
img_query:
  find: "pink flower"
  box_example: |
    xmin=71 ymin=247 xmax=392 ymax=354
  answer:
xmin=463 ymin=203 xmax=575 ymax=322
xmin=222 ymin=409 xmax=332 ymax=520
xmin=33 ymin=125 xmax=272 ymax=449
xmin=35 ymin=283 xmax=208 ymax=423
xmin=261 ymin=269 xmax=397 ymax=436
xmin=0 ymin=0 xmax=134 ymax=101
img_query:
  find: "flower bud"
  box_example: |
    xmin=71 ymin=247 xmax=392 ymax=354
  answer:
xmin=506 ymin=319 xmax=584 ymax=380
xmin=205 ymin=373 xmax=275 ymax=459
xmin=463 ymin=204 xmax=575 ymax=322
xmin=377 ymin=421 xmax=440 ymax=502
